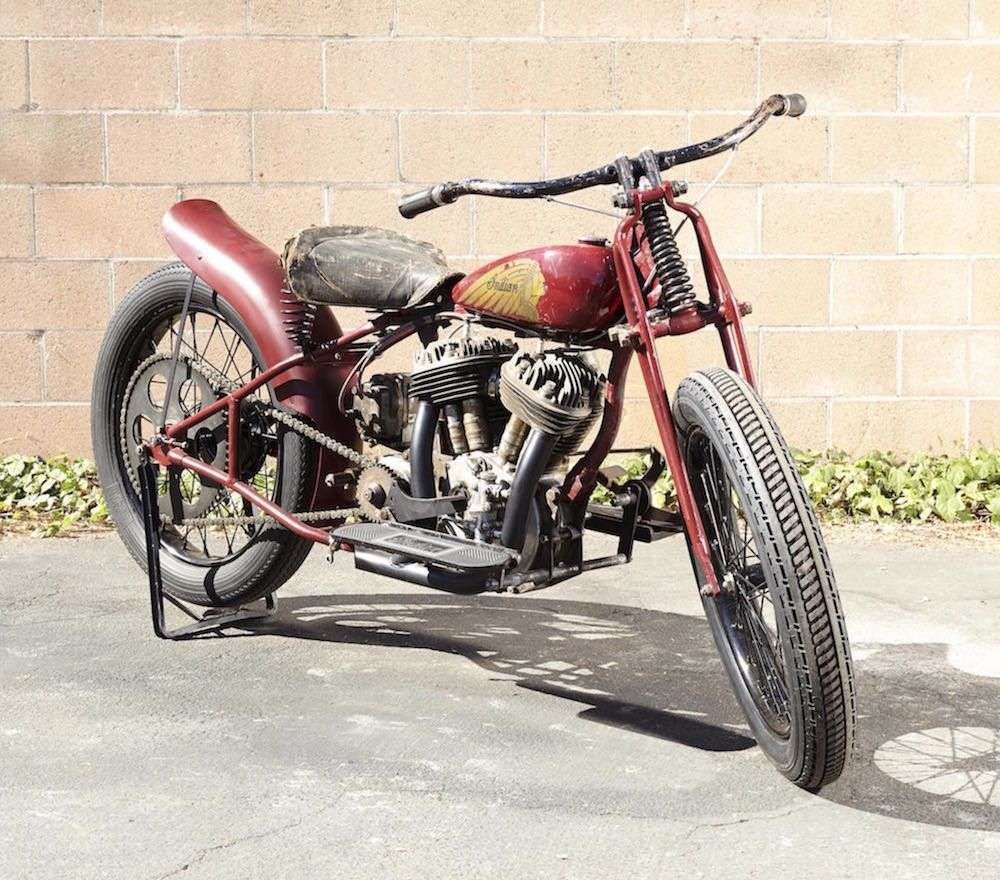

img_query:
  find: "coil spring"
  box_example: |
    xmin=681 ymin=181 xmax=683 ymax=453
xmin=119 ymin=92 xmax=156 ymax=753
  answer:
xmin=642 ymin=200 xmax=696 ymax=315
xmin=279 ymin=288 xmax=318 ymax=351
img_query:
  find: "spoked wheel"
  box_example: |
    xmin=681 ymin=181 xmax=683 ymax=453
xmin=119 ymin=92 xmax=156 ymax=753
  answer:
xmin=92 ymin=263 xmax=317 ymax=606
xmin=674 ymin=367 xmax=856 ymax=790
xmin=688 ymin=433 xmax=792 ymax=738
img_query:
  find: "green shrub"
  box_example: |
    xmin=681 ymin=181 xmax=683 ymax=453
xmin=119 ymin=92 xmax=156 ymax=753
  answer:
xmin=795 ymin=448 xmax=1000 ymax=524
xmin=2 ymin=448 xmax=999 ymax=537
xmin=596 ymin=448 xmax=1000 ymax=525
xmin=0 ymin=455 xmax=108 ymax=536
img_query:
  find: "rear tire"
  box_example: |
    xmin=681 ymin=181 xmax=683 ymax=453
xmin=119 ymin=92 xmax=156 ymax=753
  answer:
xmin=674 ymin=367 xmax=856 ymax=790
xmin=91 ymin=263 xmax=317 ymax=607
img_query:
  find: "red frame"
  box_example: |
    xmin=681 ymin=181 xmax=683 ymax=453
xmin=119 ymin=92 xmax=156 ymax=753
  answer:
xmin=150 ymin=185 xmax=757 ymax=595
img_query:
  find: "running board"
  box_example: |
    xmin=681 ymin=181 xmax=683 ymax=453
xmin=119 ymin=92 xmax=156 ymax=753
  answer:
xmin=332 ymin=522 xmax=517 ymax=571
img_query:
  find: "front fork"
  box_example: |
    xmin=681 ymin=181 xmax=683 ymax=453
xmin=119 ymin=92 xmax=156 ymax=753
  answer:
xmin=596 ymin=187 xmax=755 ymax=597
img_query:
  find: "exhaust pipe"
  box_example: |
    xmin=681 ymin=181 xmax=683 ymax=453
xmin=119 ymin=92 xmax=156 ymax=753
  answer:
xmin=500 ymin=427 xmax=559 ymax=553
xmin=353 ymin=548 xmax=494 ymax=593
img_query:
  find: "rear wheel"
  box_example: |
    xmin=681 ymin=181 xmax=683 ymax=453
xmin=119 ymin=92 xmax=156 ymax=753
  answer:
xmin=674 ymin=367 xmax=856 ymax=790
xmin=91 ymin=263 xmax=317 ymax=607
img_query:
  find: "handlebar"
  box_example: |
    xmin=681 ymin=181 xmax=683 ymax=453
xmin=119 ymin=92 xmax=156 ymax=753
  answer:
xmin=399 ymin=93 xmax=806 ymax=218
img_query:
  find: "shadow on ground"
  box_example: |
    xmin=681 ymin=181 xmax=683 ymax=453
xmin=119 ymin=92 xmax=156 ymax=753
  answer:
xmin=257 ymin=593 xmax=755 ymax=753
xmin=243 ymin=593 xmax=999 ymax=832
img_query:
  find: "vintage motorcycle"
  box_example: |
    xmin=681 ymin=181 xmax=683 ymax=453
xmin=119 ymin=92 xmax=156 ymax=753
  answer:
xmin=92 ymin=93 xmax=855 ymax=790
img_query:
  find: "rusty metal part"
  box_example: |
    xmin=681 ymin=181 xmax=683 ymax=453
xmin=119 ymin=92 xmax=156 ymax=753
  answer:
xmin=497 ymin=415 xmax=529 ymax=464
xmin=444 ymin=403 xmax=469 ymax=454
xmin=174 ymin=507 xmax=361 ymax=528
xmin=120 ymin=354 xmax=226 ymax=515
xmin=461 ymin=397 xmax=490 ymax=451
xmin=127 ymin=350 xmax=374 ymax=532
xmin=398 ymin=95 xmax=804 ymax=217
xmin=189 ymin=355 xmax=374 ymax=469
xmin=355 ymin=464 xmax=397 ymax=521
xmin=351 ymin=371 xmax=411 ymax=450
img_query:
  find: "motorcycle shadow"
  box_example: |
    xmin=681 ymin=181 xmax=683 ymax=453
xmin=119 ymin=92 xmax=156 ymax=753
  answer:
xmin=242 ymin=592 xmax=1000 ymax=830
xmin=251 ymin=592 xmax=756 ymax=754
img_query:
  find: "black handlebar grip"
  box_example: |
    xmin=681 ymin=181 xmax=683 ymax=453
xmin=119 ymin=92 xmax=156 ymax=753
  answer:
xmin=398 ymin=186 xmax=446 ymax=218
xmin=779 ymin=93 xmax=807 ymax=117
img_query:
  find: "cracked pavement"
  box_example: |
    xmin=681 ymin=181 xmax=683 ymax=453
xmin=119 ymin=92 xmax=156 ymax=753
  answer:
xmin=2 ymin=528 xmax=999 ymax=878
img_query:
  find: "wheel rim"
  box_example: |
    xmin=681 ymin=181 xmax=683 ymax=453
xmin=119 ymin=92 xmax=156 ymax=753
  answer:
xmin=687 ymin=427 xmax=792 ymax=738
xmin=116 ymin=302 xmax=283 ymax=566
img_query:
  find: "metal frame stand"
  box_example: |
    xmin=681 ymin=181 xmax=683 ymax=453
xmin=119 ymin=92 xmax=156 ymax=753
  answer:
xmin=138 ymin=451 xmax=275 ymax=640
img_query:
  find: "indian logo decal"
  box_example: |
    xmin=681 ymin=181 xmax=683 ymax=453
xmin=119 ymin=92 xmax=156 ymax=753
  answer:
xmin=458 ymin=259 xmax=545 ymax=322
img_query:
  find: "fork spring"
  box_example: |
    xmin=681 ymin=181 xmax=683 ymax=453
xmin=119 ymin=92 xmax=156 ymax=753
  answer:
xmin=642 ymin=199 xmax=696 ymax=315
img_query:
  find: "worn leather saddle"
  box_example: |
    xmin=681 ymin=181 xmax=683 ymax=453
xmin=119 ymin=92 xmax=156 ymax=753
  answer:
xmin=282 ymin=226 xmax=462 ymax=310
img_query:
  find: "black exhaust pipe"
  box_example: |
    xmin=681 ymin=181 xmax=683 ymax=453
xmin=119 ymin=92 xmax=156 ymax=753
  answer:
xmin=409 ymin=400 xmax=439 ymax=498
xmin=500 ymin=427 xmax=558 ymax=554
xmin=354 ymin=548 xmax=493 ymax=593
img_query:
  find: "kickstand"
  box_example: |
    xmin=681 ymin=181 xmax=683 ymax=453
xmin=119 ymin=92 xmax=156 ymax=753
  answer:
xmin=138 ymin=450 xmax=275 ymax=641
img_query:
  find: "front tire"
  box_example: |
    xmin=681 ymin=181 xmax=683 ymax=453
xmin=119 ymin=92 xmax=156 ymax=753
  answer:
xmin=674 ymin=367 xmax=856 ymax=790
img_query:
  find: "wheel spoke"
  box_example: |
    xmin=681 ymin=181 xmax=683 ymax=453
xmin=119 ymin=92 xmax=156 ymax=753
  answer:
xmin=689 ymin=428 xmax=791 ymax=734
xmin=120 ymin=305 xmax=283 ymax=567
xmin=737 ymin=593 xmax=788 ymax=716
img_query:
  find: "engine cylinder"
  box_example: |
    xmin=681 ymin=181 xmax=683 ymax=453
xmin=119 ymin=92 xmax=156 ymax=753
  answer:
xmin=410 ymin=337 xmax=516 ymax=405
xmin=499 ymin=351 xmax=605 ymax=455
xmin=410 ymin=336 xmax=515 ymax=457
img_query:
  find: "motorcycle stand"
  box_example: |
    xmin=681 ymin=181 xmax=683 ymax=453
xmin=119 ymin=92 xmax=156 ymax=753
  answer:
xmin=137 ymin=452 xmax=275 ymax=640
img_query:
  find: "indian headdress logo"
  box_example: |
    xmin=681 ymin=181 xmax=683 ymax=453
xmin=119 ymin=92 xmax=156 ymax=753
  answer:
xmin=458 ymin=259 xmax=545 ymax=322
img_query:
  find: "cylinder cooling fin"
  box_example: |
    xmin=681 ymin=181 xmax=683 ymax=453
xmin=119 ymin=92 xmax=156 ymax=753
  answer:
xmin=499 ymin=351 xmax=606 ymax=454
xmin=409 ymin=336 xmax=517 ymax=405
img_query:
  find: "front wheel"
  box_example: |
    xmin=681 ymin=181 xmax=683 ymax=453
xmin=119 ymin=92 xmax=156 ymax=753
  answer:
xmin=674 ymin=367 xmax=856 ymax=790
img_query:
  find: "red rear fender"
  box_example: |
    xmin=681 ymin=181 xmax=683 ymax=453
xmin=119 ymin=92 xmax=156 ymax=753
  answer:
xmin=161 ymin=199 xmax=360 ymax=501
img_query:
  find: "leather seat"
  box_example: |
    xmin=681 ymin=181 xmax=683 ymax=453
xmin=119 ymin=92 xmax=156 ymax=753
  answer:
xmin=282 ymin=226 xmax=462 ymax=310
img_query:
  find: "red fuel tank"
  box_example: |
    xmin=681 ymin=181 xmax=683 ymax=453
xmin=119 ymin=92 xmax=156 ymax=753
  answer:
xmin=452 ymin=244 xmax=621 ymax=333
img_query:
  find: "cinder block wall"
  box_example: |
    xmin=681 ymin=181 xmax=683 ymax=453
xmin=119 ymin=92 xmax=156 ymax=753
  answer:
xmin=1 ymin=1 xmax=998 ymax=457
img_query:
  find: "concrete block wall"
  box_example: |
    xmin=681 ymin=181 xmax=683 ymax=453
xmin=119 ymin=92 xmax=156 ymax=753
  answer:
xmin=1 ymin=0 xmax=998 ymax=456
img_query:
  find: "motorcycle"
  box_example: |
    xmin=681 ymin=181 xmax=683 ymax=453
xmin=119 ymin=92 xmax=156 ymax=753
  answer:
xmin=92 ymin=93 xmax=855 ymax=790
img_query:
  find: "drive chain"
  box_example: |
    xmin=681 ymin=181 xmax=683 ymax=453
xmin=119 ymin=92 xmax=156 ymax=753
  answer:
xmin=121 ymin=352 xmax=373 ymax=528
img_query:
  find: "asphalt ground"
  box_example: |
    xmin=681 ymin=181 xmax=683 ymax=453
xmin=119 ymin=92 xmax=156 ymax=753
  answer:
xmin=3 ymin=527 xmax=1000 ymax=878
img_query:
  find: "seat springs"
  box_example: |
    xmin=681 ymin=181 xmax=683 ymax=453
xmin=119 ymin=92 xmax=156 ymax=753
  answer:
xmin=279 ymin=287 xmax=318 ymax=351
xmin=642 ymin=200 xmax=696 ymax=315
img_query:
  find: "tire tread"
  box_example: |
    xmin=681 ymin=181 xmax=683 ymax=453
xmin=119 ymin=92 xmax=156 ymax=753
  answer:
xmin=675 ymin=367 xmax=856 ymax=789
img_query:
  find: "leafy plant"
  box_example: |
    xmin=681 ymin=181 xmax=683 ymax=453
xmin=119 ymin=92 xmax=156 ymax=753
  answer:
xmin=3 ymin=447 xmax=999 ymax=537
xmin=597 ymin=447 xmax=1000 ymax=526
xmin=795 ymin=448 xmax=1000 ymax=524
xmin=0 ymin=455 xmax=109 ymax=536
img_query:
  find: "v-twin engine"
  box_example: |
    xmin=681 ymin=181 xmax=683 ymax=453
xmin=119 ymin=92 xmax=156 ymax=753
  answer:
xmin=351 ymin=333 xmax=605 ymax=559
xmin=403 ymin=337 xmax=606 ymax=555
